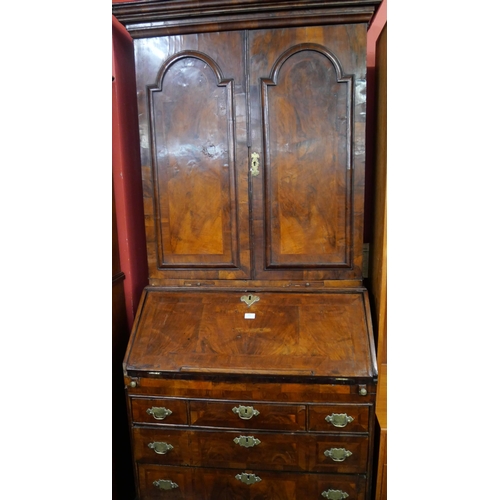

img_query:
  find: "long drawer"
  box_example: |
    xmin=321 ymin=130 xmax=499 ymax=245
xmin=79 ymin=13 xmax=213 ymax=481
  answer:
xmin=133 ymin=427 xmax=369 ymax=473
xmin=137 ymin=464 xmax=368 ymax=500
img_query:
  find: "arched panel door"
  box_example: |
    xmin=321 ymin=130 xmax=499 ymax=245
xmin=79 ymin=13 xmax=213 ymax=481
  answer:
xmin=249 ymin=26 xmax=367 ymax=282
xmin=134 ymin=32 xmax=251 ymax=282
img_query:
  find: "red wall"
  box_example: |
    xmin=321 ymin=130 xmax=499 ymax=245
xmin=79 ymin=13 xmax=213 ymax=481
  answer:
xmin=112 ymin=15 xmax=148 ymax=330
xmin=112 ymin=1 xmax=388 ymax=325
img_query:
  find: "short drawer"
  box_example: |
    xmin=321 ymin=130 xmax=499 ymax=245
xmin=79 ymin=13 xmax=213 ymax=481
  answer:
xmin=132 ymin=427 xmax=192 ymax=465
xmin=310 ymin=434 xmax=369 ymax=474
xmin=130 ymin=397 xmax=188 ymax=425
xmin=191 ymin=429 xmax=308 ymax=471
xmin=190 ymin=400 xmax=306 ymax=431
xmin=308 ymin=404 xmax=371 ymax=433
xmin=137 ymin=464 xmax=192 ymax=499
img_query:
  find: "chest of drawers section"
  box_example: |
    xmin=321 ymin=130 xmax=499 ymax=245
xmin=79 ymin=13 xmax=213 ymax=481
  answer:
xmin=127 ymin=390 xmax=375 ymax=499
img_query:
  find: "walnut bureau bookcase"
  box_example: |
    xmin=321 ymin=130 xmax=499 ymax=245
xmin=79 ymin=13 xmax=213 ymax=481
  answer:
xmin=112 ymin=1 xmax=381 ymax=499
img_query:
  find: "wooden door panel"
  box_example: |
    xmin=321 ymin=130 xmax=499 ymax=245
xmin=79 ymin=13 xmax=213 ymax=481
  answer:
xmin=249 ymin=26 xmax=367 ymax=281
xmin=263 ymin=46 xmax=351 ymax=268
xmin=134 ymin=32 xmax=251 ymax=281
xmin=153 ymin=55 xmax=234 ymax=263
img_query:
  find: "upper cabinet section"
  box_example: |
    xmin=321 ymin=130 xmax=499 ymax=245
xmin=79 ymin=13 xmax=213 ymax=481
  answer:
xmin=113 ymin=0 xmax=382 ymax=287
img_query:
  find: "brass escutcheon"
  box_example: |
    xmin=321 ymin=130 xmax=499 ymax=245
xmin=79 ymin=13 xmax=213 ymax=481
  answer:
xmin=232 ymin=405 xmax=260 ymax=420
xmin=241 ymin=294 xmax=260 ymax=307
xmin=233 ymin=435 xmax=261 ymax=448
xmin=250 ymin=152 xmax=260 ymax=176
xmin=235 ymin=473 xmax=262 ymax=485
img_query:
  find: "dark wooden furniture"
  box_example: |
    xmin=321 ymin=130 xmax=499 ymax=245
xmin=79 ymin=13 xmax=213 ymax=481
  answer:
xmin=113 ymin=188 xmax=136 ymax=500
xmin=370 ymin=22 xmax=387 ymax=500
xmin=112 ymin=1 xmax=381 ymax=498
xmin=374 ymin=364 xmax=387 ymax=500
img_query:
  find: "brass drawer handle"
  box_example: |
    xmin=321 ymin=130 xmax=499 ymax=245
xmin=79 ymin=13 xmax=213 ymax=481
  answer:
xmin=325 ymin=413 xmax=354 ymax=428
xmin=235 ymin=473 xmax=261 ymax=485
xmin=322 ymin=489 xmax=349 ymax=499
xmin=324 ymin=447 xmax=353 ymax=462
xmin=146 ymin=407 xmax=173 ymax=420
xmin=148 ymin=441 xmax=174 ymax=455
xmin=233 ymin=435 xmax=261 ymax=448
xmin=153 ymin=479 xmax=178 ymax=490
xmin=232 ymin=405 xmax=260 ymax=420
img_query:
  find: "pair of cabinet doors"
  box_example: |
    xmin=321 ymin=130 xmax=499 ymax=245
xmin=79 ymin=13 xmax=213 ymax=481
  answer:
xmin=134 ymin=24 xmax=368 ymax=283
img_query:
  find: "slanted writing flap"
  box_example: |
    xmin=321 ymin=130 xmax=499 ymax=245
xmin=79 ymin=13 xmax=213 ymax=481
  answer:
xmin=125 ymin=289 xmax=376 ymax=381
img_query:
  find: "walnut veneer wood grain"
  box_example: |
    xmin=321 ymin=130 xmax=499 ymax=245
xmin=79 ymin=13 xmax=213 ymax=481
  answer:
xmin=125 ymin=288 xmax=376 ymax=381
xmin=115 ymin=14 xmax=371 ymax=285
xmin=112 ymin=2 xmax=382 ymax=498
xmin=137 ymin=464 xmax=369 ymax=500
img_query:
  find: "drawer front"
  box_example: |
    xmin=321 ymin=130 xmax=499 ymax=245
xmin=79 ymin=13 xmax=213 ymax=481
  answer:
xmin=309 ymin=404 xmax=371 ymax=433
xmin=136 ymin=465 xmax=367 ymax=500
xmin=133 ymin=428 xmax=192 ymax=465
xmin=310 ymin=472 xmax=367 ymax=500
xmin=191 ymin=429 xmax=308 ymax=471
xmin=190 ymin=400 xmax=306 ymax=430
xmin=137 ymin=464 xmax=192 ymax=499
xmin=131 ymin=398 xmax=188 ymax=425
xmin=191 ymin=468 xmax=367 ymax=500
xmin=310 ymin=434 xmax=369 ymax=474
